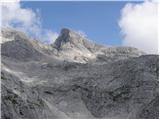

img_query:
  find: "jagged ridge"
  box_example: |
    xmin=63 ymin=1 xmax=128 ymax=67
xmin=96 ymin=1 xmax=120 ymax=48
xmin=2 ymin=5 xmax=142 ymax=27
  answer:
xmin=1 ymin=28 xmax=145 ymax=63
xmin=1 ymin=28 xmax=158 ymax=119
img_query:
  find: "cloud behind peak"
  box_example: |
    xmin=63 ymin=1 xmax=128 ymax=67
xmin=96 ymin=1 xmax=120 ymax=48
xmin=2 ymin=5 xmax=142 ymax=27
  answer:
xmin=119 ymin=1 xmax=158 ymax=54
xmin=1 ymin=0 xmax=58 ymax=43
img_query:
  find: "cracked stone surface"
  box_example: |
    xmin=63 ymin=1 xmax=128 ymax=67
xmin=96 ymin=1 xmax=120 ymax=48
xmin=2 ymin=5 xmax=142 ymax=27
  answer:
xmin=1 ymin=28 xmax=159 ymax=119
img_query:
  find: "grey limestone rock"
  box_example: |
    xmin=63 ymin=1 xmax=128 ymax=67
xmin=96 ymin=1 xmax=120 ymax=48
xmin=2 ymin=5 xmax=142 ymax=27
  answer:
xmin=1 ymin=28 xmax=159 ymax=119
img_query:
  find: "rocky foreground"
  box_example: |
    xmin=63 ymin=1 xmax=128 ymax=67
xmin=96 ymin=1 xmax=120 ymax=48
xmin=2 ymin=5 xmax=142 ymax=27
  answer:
xmin=1 ymin=28 xmax=159 ymax=118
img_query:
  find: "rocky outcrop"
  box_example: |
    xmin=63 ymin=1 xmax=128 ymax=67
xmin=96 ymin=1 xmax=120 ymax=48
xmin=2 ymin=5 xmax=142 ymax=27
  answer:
xmin=1 ymin=28 xmax=159 ymax=119
xmin=52 ymin=28 xmax=145 ymax=63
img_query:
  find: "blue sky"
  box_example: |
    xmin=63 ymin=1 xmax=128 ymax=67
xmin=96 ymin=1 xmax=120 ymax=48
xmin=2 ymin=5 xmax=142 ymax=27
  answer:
xmin=2 ymin=1 xmax=157 ymax=53
xmin=20 ymin=1 xmax=140 ymax=45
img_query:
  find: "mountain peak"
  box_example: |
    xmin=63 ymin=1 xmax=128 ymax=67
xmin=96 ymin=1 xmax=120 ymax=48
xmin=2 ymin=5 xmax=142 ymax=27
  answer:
xmin=61 ymin=28 xmax=72 ymax=35
xmin=53 ymin=28 xmax=86 ymax=50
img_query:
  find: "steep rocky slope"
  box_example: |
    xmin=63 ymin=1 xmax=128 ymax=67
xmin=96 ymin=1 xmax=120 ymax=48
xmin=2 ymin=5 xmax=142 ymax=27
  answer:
xmin=1 ymin=28 xmax=159 ymax=119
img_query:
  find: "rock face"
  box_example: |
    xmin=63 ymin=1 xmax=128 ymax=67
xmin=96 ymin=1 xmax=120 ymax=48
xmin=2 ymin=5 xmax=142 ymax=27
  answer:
xmin=52 ymin=28 xmax=145 ymax=63
xmin=1 ymin=28 xmax=159 ymax=119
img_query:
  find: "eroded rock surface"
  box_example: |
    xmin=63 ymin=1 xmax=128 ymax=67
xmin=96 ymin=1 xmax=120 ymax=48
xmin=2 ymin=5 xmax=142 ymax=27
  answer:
xmin=1 ymin=28 xmax=159 ymax=119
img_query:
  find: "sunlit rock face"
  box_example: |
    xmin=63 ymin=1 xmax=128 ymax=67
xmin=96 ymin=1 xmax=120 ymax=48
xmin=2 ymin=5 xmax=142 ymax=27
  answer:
xmin=1 ymin=28 xmax=159 ymax=119
xmin=52 ymin=28 xmax=145 ymax=63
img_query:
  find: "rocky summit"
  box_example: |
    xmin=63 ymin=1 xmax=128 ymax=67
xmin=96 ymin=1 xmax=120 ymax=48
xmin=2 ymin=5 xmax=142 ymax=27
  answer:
xmin=1 ymin=28 xmax=159 ymax=119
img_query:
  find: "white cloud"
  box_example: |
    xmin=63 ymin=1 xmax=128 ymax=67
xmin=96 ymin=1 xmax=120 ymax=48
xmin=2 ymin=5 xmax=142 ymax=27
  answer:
xmin=119 ymin=1 xmax=158 ymax=54
xmin=1 ymin=0 xmax=58 ymax=43
xmin=41 ymin=30 xmax=59 ymax=44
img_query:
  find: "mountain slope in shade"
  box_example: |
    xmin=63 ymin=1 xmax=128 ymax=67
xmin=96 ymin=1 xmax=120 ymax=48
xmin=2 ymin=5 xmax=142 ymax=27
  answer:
xmin=1 ymin=28 xmax=158 ymax=119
